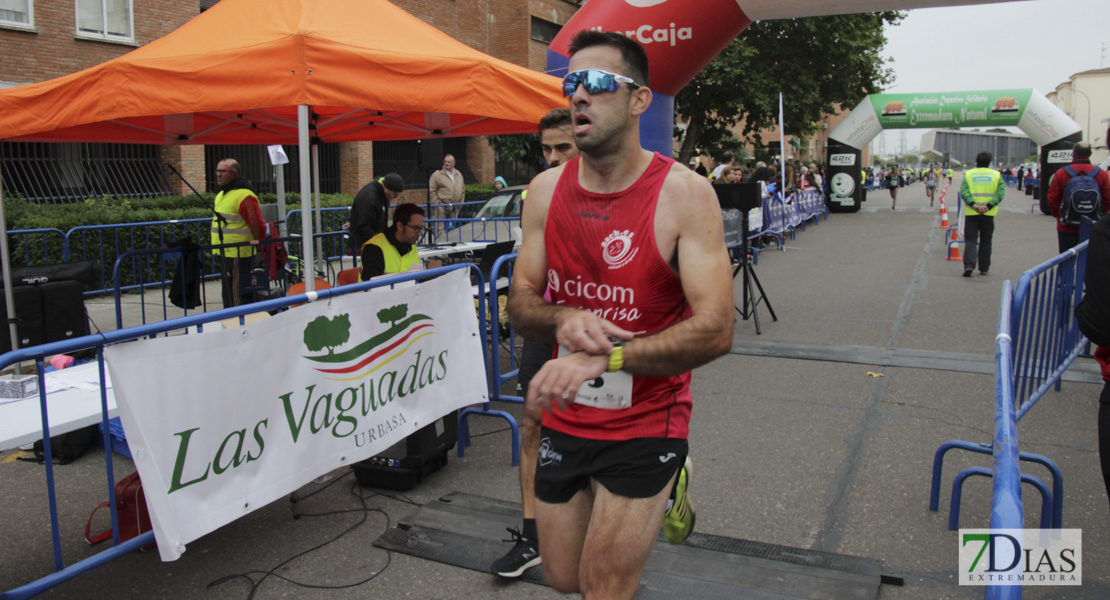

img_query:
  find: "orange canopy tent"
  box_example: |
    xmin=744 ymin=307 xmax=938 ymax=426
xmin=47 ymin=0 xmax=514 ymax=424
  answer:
xmin=0 ymin=0 xmax=565 ymax=144
xmin=0 ymin=0 xmax=565 ymax=333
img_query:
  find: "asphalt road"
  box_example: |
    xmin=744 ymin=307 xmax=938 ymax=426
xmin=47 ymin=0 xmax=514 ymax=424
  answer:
xmin=2 ymin=177 xmax=1106 ymax=599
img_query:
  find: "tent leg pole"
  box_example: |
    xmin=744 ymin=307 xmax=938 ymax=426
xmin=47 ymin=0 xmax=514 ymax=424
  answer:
xmin=0 ymin=160 xmax=21 ymax=372
xmin=275 ymin=163 xmax=287 ymax=238
xmin=298 ymin=105 xmax=315 ymax=293
xmin=312 ymin=143 xmax=324 ymax=279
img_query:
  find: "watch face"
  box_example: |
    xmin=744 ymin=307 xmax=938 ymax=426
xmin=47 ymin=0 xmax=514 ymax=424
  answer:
xmin=831 ymin=172 xmax=855 ymax=196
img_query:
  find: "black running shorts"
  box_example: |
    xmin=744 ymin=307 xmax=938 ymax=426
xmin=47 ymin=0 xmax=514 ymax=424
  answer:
xmin=534 ymin=427 xmax=687 ymax=503
xmin=516 ymin=338 xmax=554 ymax=394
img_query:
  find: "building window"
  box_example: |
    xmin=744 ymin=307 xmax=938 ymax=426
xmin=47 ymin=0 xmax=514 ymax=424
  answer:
xmin=0 ymin=0 xmax=33 ymax=28
xmin=76 ymin=0 xmax=132 ymax=41
xmin=530 ymin=17 xmax=560 ymax=45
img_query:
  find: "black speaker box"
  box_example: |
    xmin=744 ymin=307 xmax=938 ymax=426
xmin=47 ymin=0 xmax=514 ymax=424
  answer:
xmin=0 ymin=286 xmax=45 ymax=353
xmin=40 ymin=280 xmax=88 ymax=343
xmin=352 ymin=410 xmax=458 ymax=491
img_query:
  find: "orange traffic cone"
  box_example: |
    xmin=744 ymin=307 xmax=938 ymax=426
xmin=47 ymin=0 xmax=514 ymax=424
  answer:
xmin=939 ymin=201 xmax=950 ymax=229
xmin=947 ymin=228 xmax=961 ymax=261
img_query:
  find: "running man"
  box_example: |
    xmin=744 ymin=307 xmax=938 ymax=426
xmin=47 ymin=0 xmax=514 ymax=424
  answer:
xmin=507 ymin=30 xmax=734 ymax=597
xmin=925 ymin=163 xmax=939 ymax=207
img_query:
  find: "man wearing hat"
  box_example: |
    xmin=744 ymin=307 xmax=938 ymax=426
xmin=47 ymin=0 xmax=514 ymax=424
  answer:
xmin=349 ymin=173 xmax=405 ymax=252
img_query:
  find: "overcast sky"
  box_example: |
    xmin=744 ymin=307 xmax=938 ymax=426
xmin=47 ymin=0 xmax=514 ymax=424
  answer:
xmin=872 ymin=0 xmax=1109 ymax=156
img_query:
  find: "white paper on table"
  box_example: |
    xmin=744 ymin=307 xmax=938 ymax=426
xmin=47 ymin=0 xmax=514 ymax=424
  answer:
xmin=46 ymin=364 xmax=112 ymax=392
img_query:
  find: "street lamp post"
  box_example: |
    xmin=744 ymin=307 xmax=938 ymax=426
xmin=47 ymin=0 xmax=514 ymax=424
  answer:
xmin=1062 ymin=86 xmax=1091 ymax=142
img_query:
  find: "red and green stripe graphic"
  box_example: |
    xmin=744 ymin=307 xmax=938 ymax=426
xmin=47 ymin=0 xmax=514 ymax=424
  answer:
xmin=302 ymin=312 xmax=436 ymax=382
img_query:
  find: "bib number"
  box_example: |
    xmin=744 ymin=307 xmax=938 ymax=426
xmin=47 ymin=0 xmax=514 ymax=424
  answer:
xmin=557 ymin=345 xmax=633 ymax=410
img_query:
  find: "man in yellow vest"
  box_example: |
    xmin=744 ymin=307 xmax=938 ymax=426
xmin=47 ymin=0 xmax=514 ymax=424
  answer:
xmin=212 ymin=158 xmax=266 ymax=307
xmin=359 ymin=203 xmax=424 ymax=281
xmin=961 ymin=151 xmax=1005 ymax=277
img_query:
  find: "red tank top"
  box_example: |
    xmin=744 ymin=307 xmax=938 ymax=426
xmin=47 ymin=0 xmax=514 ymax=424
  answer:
xmin=543 ymin=153 xmax=692 ymax=440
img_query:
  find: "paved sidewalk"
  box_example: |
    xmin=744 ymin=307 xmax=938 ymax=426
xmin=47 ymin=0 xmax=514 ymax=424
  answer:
xmin=1 ymin=177 xmax=1106 ymax=599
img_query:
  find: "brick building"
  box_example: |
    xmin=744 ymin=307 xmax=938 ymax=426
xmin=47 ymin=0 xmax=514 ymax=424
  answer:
xmin=0 ymin=0 xmax=579 ymax=202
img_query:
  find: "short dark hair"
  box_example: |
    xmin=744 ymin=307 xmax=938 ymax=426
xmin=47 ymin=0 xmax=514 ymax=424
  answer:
xmin=722 ymin=151 xmax=734 ymax=163
xmin=976 ymin=152 xmax=992 ymax=168
xmin=538 ymin=108 xmax=572 ymax=133
xmin=1073 ymin=142 xmax=1092 ymax=160
xmin=392 ymin=203 xmax=425 ymax=230
xmin=567 ymin=30 xmax=649 ymax=89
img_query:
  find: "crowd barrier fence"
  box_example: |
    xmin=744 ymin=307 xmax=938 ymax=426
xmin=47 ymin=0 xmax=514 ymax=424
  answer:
xmin=110 ymin=231 xmax=356 ymax=330
xmin=0 ymin=263 xmax=493 ymax=599
xmin=5 ymin=201 xmax=500 ymax=296
xmin=930 ymin=225 xmax=1092 ymax=600
xmin=458 ymin=252 xmax=523 ymax=466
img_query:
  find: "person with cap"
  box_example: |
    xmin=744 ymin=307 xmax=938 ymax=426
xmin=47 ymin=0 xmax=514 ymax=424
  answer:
xmin=349 ymin=173 xmax=405 ymax=253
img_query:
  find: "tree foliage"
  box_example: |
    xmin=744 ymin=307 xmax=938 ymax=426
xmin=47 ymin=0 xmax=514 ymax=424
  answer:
xmin=377 ymin=304 xmax=409 ymax=327
xmin=303 ymin=314 xmax=352 ymax=354
xmin=675 ymin=12 xmax=904 ymax=164
xmin=484 ymin=134 xmax=545 ymax=178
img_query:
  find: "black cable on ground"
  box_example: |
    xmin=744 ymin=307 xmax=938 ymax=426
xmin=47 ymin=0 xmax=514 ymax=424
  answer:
xmin=207 ymin=472 xmax=399 ymax=599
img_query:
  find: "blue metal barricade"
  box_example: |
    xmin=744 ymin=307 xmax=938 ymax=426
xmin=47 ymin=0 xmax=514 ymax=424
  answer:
xmin=111 ymin=231 xmax=357 ymax=330
xmin=66 ymin=219 xmax=211 ymax=295
xmin=458 ymin=253 xmax=522 ymax=466
xmin=7 ymin=228 xmax=68 ymax=267
xmin=1 ymin=263 xmax=491 ymax=599
xmin=1010 ymin=243 xmax=1087 ymax=417
xmin=929 ymin=232 xmax=1093 ymax=598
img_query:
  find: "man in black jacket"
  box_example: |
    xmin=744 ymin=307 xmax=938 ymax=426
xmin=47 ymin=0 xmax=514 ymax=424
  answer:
xmin=349 ymin=173 xmax=404 ymax=252
xmin=1077 ymin=214 xmax=1110 ymax=511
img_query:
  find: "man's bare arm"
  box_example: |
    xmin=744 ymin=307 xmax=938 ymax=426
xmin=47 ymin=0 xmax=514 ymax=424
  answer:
xmin=618 ymin=167 xmax=734 ymax=376
xmin=508 ymin=169 xmax=568 ymax=341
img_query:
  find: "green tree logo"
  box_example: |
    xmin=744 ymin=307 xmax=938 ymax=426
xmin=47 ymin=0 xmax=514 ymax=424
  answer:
xmin=377 ymin=304 xmax=408 ymax=327
xmin=303 ymin=314 xmax=352 ymax=354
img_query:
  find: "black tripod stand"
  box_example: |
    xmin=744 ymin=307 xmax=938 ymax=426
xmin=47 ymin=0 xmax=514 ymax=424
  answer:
xmin=716 ymin=183 xmax=777 ymax=334
xmin=733 ymin=214 xmax=777 ymax=334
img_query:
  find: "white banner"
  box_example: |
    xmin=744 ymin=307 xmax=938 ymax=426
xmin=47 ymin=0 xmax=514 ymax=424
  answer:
xmin=105 ymin=269 xmax=488 ymax=560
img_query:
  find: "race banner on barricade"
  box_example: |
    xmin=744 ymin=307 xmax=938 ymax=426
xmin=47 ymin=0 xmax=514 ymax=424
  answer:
xmin=784 ymin=195 xmax=803 ymax=230
xmin=796 ymin=189 xmax=825 ymax=220
xmin=764 ymin=195 xmax=785 ymax=234
xmin=105 ymin=269 xmax=487 ymax=561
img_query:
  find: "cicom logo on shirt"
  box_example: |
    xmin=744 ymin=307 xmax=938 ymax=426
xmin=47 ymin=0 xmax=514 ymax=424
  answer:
xmin=602 ymin=229 xmax=639 ymax=270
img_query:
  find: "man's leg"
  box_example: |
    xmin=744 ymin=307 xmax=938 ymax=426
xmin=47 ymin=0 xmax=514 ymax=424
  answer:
xmin=1100 ymin=386 xmax=1110 ymax=512
xmin=978 ymin=216 xmax=995 ymax=274
xmin=220 ymin=255 xmax=238 ymax=308
xmin=963 ymin=216 xmax=980 ymax=275
xmin=577 ymin=474 xmax=675 ymax=598
xmin=535 ymin=488 xmax=593 ymax=593
xmin=1058 ymin=231 xmax=1080 ymax=254
xmin=491 ymin=339 xmax=550 ymax=577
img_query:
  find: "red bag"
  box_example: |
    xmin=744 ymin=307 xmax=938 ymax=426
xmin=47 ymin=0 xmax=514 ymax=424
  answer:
xmin=84 ymin=471 xmax=154 ymax=551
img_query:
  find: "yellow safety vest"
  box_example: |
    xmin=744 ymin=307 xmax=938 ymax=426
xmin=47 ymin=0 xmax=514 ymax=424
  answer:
xmin=964 ymin=168 xmax=1002 ymax=217
xmin=211 ymin=188 xmax=257 ymax=258
xmin=359 ymin=232 xmax=420 ymax=281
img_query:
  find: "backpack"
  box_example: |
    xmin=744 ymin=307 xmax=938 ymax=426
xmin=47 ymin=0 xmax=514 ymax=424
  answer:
xmin=1060 ymin=165 xmax=1103 ymax=226
xmin=19 ymin=424 xmax=99 ymax=465
xmin=84 ymin=470 xmax=155 ymax=551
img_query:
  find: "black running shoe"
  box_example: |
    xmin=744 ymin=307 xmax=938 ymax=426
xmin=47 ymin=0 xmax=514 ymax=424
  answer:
xmin=490 ymin=527 xmax=541 ymax=578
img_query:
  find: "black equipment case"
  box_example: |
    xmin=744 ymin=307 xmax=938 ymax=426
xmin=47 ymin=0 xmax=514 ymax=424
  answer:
xmin=0 ymin=261 xmax=94 ymax=353
xmin=351 ymin=410 xmax=458 ymax=491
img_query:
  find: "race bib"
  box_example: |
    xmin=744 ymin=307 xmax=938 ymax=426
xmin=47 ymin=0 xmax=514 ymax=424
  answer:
xmin=557 ymin=344 xmax=633 ymax=410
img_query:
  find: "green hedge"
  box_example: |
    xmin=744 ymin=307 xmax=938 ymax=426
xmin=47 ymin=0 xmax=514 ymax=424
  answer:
xmin=3 ymin=184 xmax=494 ymax=279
